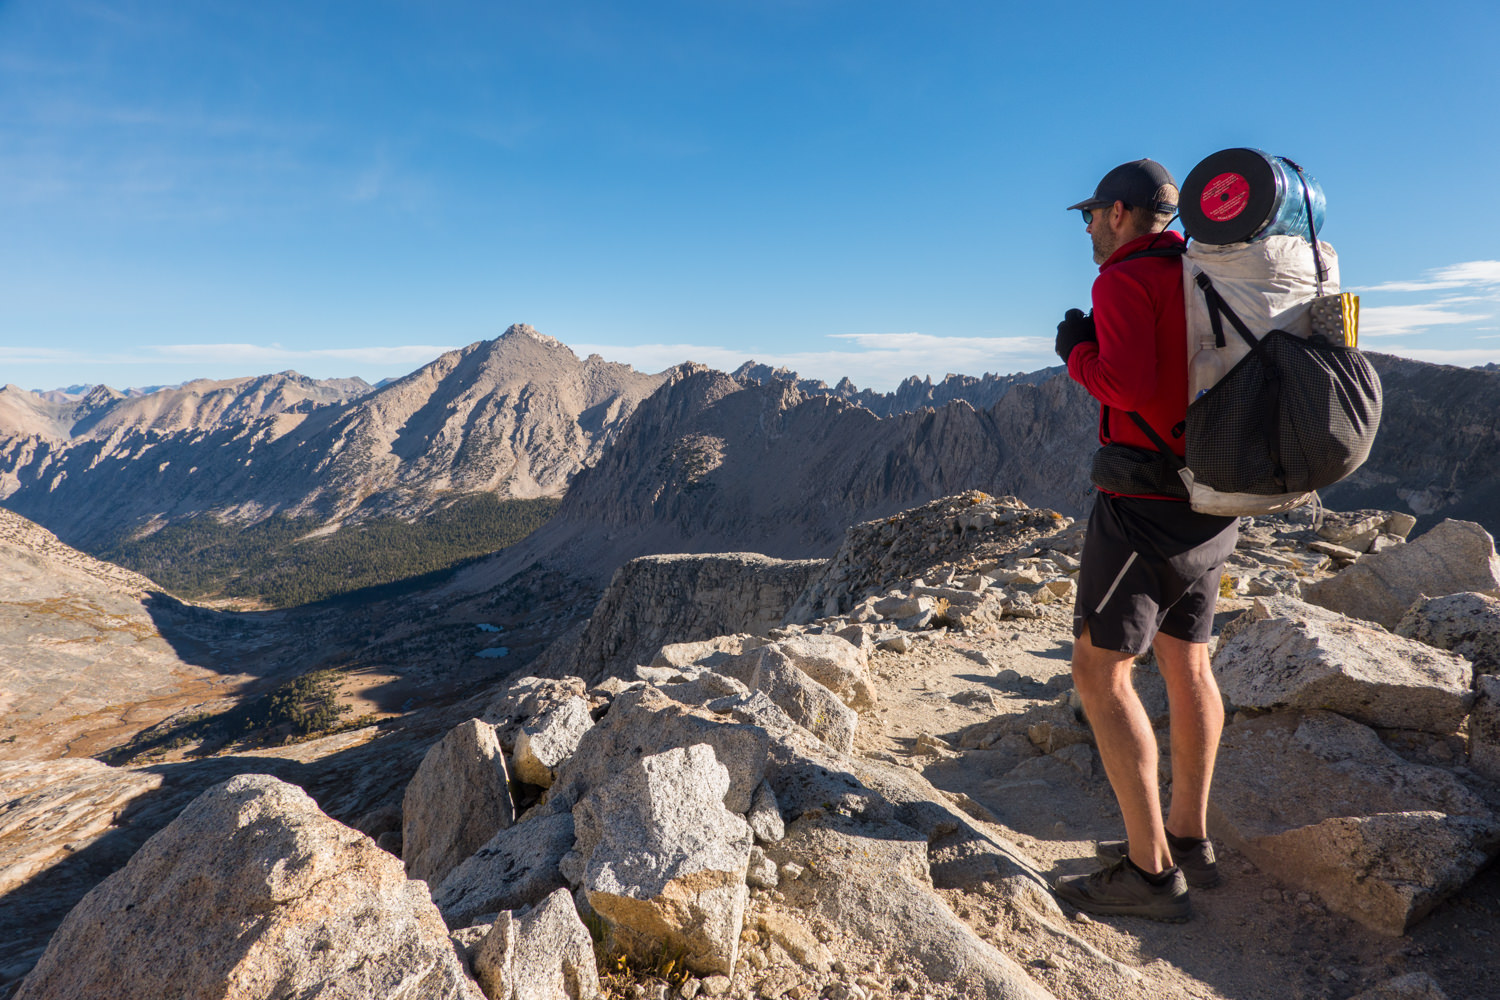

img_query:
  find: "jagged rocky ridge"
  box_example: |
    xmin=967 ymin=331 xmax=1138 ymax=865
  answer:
xmin=9 ymin=493 xmax=1500 ymax=1000
xmin=730 ymin=361 xmax=1060 ymax=418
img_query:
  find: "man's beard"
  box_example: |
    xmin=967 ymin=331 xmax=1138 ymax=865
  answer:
xmin=1091 ymin=228 xmax=1118 ymax=265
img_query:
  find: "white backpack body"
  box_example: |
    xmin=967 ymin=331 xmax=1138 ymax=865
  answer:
xmin=1168 ymin=235 xmax=1379 ymax=516
xmin=1184 ymin=236 xmax=1337 ymax=401
xmin=1181 ymin=236 xmax=1342 ymax=515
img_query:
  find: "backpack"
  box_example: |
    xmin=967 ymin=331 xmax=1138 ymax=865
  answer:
xmin=1092 ymin=168 xmax=1382 ymax=516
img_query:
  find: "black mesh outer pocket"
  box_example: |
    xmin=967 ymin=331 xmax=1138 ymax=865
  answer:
xmin=1186 ymin=330 xmax=1382 ymax=495
xmin=1090 ymin=444 xmax=1189 ymax=499
xmin=1271 ymin=332 xmax=1383 ymax=492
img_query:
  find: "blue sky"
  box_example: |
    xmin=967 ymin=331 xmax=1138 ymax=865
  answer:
xmin=2 ymin=0 xmax=1498 ymax=393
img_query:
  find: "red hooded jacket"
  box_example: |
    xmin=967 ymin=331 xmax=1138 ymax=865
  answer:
xmin=1065 ymin=229 xmax=1188 ymax=499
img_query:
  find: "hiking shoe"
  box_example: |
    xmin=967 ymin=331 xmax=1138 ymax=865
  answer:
xmin=1095 ymin=837 xmax=1222 ymax=889
xmin=1053 ymin=859 xmax=1191 ymax=923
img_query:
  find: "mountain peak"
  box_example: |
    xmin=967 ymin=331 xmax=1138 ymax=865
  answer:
xmin=500 ymin=323 xmax=564 ymax=350
xmin=82 ymin=384 xmax=124 ymax=405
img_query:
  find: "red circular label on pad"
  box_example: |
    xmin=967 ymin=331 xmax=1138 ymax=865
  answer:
xmin=1201 ymin=172 xmax=1250 ymax=221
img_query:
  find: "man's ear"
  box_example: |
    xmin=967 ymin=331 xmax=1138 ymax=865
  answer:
xmin=1108 ymin=200 xmax=1129 ymax=231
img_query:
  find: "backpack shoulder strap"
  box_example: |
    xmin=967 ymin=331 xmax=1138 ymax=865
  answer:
xmin=1120 ymin=243 xmax=1188 ymax=263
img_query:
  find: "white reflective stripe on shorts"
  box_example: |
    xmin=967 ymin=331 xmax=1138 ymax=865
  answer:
xmin=1095 ymin=551 xmax=1138 ymax=614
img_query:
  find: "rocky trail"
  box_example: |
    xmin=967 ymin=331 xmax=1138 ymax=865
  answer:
xmin=841 ymin=606 xmax=1500 ymax=1000
xmin=4 ymin=493 xmax=1500 ymax=1000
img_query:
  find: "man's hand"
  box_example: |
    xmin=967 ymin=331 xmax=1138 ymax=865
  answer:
xmin=1055 ymin=308 xmax=1096 ymax=363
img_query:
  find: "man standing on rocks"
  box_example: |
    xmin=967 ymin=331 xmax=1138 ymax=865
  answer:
xmin=1049 ymin=159 xmax=1239 ymax=922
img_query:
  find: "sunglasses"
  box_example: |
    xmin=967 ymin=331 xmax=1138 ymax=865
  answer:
xmin=1082 ymin=202 xmax=1157 ymax=224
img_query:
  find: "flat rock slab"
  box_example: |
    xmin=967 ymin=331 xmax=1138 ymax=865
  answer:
xmin=656 ymin=671 xmax=752 ymax=712
xmin=651 ymin=634 xmax=769 ymax=671
xmin=15 ymin=773 xmax=483 ymax=1000
xmin=434 ymin=812 xmax=576 ymax=929
xmin=1210 ymin=711 xmax=1500 ymax=935
xmin=403 ymin=718 xmax=516 ymax=887
xmin=769 ymin=814 xmax=1057 ymax=1000
xmin=1213 ymin=596 xmax=1473 ymax=733
xmin=1316 ymin=511 xmax=1391 ymax=548
xmin=1303 ymin=518 xmax=1500 ymax=629
xmin=1396 ymin=591 xmax=1500 ymax=675
xmin=0 ymin=758 xmax=163 ymax=896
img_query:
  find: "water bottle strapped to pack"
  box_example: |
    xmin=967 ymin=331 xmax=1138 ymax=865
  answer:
xmin=1120 ymin=148 xmax=1383 ymax=517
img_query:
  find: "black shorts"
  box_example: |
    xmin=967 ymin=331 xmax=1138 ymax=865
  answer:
xmin=1073 ymin=492 xmax=1239 ymax=655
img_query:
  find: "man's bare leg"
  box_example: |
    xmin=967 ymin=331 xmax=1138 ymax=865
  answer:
xmin=1152 ymin=631 xmax=1224 ymax=841
xmin=1071 ymin=624 xmax=1172 ymax=873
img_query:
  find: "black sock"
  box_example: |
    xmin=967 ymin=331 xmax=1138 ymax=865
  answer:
xmin=1166 ymin=831 xmax=1208 ymax=852
xmin=1126 ymin=857 xmax=1177 ymax=886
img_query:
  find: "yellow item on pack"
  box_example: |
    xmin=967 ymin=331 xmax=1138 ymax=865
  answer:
xmin=1310 ymin=292 xmax=1360 ymax=347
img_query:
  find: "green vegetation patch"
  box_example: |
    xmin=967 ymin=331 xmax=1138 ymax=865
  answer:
xmin=101 ymin=494 xmax=560 ymax=608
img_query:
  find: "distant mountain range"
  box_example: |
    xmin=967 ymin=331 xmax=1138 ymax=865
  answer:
xmin=1 ymin=373 xmax=371 ymax=442
xmin=35 ymin=382 xmax=191 ymax=402
xmin=447 ymin=351 xmax=1500 ymax=591
xmin=3 ymin=327 xmax=1497 ymax=586
xmin=0 ymin=326 xmax=664 ymax=549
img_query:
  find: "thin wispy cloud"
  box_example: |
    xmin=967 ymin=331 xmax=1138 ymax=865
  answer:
xmin=1359 ymin=303 xmax=1488 ymax=338
xmin=144 ymin=343 xmax=462 ymax=367
xmin=350 ymin=160 xmax=389 ymax=203
xmin=1353 ymin=260 xmax=1500 ymax=294
xmin=3 ymin=343 xmax=461 ymax=370
xmin=628 ymin=268 xmax=1500 ymax=385
xmin=0 ymin=346 xmax=77 ymax=363
xmin=830 ymin=332 xmax=1046 ymax=353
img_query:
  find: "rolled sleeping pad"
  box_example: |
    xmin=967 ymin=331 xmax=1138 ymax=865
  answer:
xmin=1181 ymin=147 xmax=1326 ymax=245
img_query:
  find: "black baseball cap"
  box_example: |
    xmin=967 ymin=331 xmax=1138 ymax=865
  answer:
xmin=1066 ymin=159 xmax=1178 ymax=213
